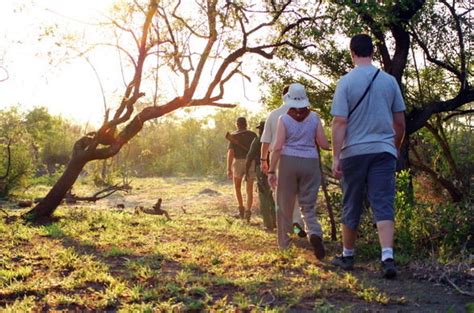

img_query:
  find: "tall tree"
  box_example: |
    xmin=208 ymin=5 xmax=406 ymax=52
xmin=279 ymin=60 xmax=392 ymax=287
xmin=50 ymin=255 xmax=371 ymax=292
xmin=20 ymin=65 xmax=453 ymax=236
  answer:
xmin=26 ymin=0 xmax=332 ymax=221
xmin=260 ymin=0 xmax=473 ymax=197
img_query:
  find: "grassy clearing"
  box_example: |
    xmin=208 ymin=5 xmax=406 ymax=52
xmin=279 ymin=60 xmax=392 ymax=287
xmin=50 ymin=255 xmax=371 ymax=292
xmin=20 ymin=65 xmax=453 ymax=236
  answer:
xmin=0 ymin=177 xmax=470 ymax=311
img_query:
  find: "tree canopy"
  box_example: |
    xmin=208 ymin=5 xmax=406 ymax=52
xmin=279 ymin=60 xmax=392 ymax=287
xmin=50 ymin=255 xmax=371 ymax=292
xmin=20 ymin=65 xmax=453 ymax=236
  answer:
xmin=258 ymin=0 xmax=472 ymax=200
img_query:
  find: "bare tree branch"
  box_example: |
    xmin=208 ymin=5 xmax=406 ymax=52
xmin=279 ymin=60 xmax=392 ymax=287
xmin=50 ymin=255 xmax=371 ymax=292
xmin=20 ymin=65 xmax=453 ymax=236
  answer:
xmin=288 ymin=64 xmax=335 ymax=91
xmin=77 ymin=52 xmax=108 ymax=115
xmin=188 ymin=101 xmax=236 ymax=108
xmin=411 ymin=143 xmax=462 ymax=202
xmin=107 ymin=18 xmax=140 ymax=50
xmin=184 ymin=0 xmax=218 ymax=100
xmin=171 ymin=9 xmax=209 ymax=38
xmin=406 ymin=87 xmax=474 ymax=134
xmin=209 ymin=61 xmax=243 ymax=102
xmin=440 ymin=0 xmax=468 ymax=89
xmin=424 ymin=119 xmax=460 ymax=179
xmin=97 ymin=43 xmax=138 ymax=69
xmin=409 ymin=25 xmax=463 ymax=82
xmin=71 ymin=184 xmax=131 ymax=202
xmin=159 ymin=4 xmax=191 ymax=90
xmin=247 ymin=0 xmax=292 ymax=36
xmin=0 ymin=66 xmax=8 ymax=82
xmin=443 ymin=109 xmax=474 ymax=121
xmin=115 ymin=31 xmax=129 ymax=88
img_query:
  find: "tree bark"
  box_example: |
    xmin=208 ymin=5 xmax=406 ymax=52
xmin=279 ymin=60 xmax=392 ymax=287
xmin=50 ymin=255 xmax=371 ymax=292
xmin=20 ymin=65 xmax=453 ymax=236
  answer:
xmin=25 ymin=156 xmax=87 ymax=221
xmin=317 ymin=147 xmax=337 ymax=241
xmin=411 ymin=161 xmax=463 ymax=203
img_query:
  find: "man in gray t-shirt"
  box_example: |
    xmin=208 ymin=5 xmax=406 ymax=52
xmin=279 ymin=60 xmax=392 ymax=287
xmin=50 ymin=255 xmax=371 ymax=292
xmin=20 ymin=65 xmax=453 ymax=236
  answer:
xmin=330 ymin=34 xmax=406 ymax=279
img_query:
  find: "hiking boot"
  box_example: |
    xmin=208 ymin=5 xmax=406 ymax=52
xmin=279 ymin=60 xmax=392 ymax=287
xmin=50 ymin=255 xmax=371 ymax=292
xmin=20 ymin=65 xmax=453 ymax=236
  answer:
xmin=235 ymin=206 xmax=244 ymax=219
xmin=331 ymin=255 xmax=354 ymax=270
xmin=292 ymin=223 xmax=307 ymax=238
xmin=244 ymin=210 xmax=251 ymax=222
xmin=381 ymin=258 xmax=397 ymax=279
xmin=309 ymin=234 xmax=325 ymax=260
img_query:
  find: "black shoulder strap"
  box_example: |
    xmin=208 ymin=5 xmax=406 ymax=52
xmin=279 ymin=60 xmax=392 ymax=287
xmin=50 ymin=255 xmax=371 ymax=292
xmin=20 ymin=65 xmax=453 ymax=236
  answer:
xmin=348 ymin=69 xmax=380 ymax=118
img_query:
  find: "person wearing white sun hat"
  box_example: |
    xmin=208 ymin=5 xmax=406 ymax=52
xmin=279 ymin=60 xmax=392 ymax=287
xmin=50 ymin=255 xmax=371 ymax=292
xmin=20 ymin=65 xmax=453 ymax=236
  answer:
xmin=260 ymin=85 xmax=312 ymax=238
xmin=267 ymin=83 xmax=330 ymax=259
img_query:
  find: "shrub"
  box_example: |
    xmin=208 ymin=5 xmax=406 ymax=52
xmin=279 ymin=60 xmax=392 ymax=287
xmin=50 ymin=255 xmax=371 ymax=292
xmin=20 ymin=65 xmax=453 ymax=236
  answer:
xmin=325 ymin=169 xmax=472 ymax=261
xmin=395 ymin=170 xmax=472 ymax=260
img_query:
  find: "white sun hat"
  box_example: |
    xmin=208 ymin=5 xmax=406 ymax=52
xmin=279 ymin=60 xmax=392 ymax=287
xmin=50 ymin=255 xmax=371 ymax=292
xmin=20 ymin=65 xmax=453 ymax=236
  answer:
xmin=283 ymin=83 xmax=310 ymax=108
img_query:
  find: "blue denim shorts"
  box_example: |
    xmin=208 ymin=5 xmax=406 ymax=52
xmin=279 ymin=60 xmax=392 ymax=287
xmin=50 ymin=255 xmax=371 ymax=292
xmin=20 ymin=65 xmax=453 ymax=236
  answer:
xmin=341 ymin=152 xmax=397 ymax=230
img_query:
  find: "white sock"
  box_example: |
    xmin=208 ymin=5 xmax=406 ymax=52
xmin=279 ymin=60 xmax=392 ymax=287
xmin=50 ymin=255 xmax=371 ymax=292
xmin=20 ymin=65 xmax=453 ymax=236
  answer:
xmin=342 ymin=247 xmax=354 ymax=257
xmin=381 ymin=247 xmax=393 ymax=261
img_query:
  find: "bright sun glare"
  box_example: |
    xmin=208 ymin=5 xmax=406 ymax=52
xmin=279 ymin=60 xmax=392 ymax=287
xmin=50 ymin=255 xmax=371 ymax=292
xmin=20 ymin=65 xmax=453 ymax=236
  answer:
xmin=0 ymin=0 xmax=263 ymax=126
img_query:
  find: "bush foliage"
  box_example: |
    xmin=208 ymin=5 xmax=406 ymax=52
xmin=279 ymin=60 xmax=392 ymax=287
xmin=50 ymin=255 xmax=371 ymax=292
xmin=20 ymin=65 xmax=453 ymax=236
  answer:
xmin=1 ymin=105 xmax=472 ymax=259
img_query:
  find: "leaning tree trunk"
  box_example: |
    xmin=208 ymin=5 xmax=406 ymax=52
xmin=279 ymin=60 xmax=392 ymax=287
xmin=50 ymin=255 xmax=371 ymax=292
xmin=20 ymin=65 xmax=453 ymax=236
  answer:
xmin=25 ymin=156 xmax=87 ymax=221
xmin=397 ymin=137 xmax=411 ymax=171
xmin=21 ymin=0 xmax=352 ymax=221
xmin=25 ymin=98 xmax=184 ymax=221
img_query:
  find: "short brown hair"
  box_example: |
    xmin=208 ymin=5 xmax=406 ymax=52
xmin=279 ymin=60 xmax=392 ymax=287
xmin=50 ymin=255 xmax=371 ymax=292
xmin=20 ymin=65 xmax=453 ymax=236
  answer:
xmin=236 ymin=117 xmax=247 ymax=128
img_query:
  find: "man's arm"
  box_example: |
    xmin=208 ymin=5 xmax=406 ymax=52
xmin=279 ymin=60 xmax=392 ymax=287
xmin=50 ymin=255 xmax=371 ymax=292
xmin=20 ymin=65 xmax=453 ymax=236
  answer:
xmin=246 ymin=139 xmax=258 ymax=176
xmin=227 ymin=149 xmax=234 ymax=179
xmin=316 ymin=122 xmax=331 ymax=150
xmin=260 ymin=142 xmax=270 ymax=174
xmin=393 ymin=112 xmax=405 ymax=152
xmin=331 ymin=116 xmax=347 ymax=179
xmin=268 ymin=119 xmax=285 ymax=190
xmin=260 ymin=114 xmax=273 ymax=174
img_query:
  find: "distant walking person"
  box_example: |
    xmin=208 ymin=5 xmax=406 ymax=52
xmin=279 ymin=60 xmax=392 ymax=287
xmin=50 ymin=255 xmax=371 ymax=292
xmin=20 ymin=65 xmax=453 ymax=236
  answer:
xmin=260 ymin=86 xmax=310 ymax=238
xmin=246 ymin=121 xmax=276 ymax=231
xmin=330 ymin=34 xmax=406 ymax=278
xmin=267 ymin=83 xmax=330 ymax=259
xmin=227 ymin=117 xmax=257 ymax=220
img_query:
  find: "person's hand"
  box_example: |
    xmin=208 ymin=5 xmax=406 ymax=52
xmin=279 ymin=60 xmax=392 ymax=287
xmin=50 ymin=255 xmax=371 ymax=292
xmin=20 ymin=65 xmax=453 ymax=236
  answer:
xmin=261 ymin=161 xmax=269 ymax=174
xmin=227 ymin=169 xmax=233 ymax=180
xmin=332 ymin=158 xmax=343 ymax=179
xmin=267 ymin=173 xmax=277 ymax=190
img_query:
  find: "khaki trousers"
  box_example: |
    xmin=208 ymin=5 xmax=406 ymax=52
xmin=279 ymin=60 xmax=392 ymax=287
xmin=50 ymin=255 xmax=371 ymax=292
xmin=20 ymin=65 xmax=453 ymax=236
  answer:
xmin=276 ymin=155 xmax=322 ymax=249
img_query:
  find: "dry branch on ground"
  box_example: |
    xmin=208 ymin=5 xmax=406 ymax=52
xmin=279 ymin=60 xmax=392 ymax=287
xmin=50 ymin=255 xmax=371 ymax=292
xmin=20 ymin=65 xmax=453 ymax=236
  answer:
xmin=135 ymin=198 xmax=171 ymax=220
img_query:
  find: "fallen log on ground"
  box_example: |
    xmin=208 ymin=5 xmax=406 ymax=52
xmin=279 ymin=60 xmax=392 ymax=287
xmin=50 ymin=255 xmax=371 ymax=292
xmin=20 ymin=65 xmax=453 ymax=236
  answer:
xmin=34 ymin=184 xmax=132 ymax=204
xmin=18 ymin=200 xmax=33 ymax=208
xmin=134 ymin=198 xmax=171 ymax=220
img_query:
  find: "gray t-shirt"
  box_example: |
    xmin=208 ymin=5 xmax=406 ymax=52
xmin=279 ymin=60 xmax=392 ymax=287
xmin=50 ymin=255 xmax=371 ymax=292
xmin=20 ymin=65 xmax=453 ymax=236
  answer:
xmin=331 ymin=65 xmax=406 ymax=159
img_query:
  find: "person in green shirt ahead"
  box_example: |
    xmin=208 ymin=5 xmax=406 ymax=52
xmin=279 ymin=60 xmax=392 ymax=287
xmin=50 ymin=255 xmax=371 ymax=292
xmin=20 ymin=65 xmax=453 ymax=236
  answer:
xmin=246 ymin=121 xmax=276 ymax=231
xmin=227 ymin=117 xmax=257 ymax=220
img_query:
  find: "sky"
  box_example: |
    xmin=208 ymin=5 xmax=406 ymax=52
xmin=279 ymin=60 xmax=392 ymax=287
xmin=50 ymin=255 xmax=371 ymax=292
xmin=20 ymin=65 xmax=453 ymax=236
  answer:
xmin=0 ymin=0 xmax=265 ymax=126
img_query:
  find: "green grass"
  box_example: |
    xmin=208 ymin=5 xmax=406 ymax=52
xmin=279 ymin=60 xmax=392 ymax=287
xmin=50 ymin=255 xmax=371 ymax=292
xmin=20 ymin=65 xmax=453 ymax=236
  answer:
xmin=466 ymin=303 xmax=474 ymax=313
xmin=41 ymin=223 xmax=66 ymax=238
xmin=0 ymin=177 xmax=466 ymax=311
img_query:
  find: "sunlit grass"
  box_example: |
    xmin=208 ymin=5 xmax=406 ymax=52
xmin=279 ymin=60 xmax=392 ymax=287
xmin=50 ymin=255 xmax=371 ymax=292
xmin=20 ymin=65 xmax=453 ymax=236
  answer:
xmin=2 ymin=296 xmax=36 ymax=313
xmin=0 ymin=266 xmax=33 ymax=288
xmin=0 ymin=177 xmax=415 ymax=311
